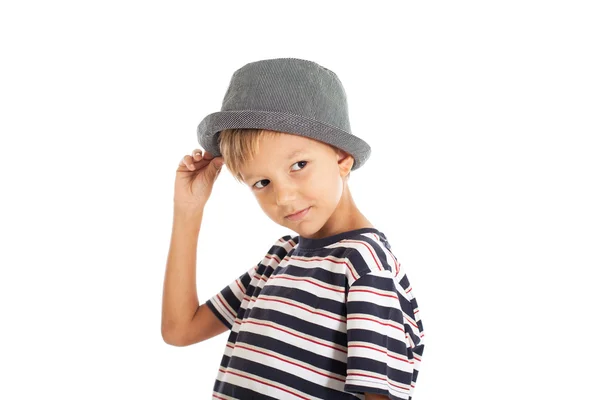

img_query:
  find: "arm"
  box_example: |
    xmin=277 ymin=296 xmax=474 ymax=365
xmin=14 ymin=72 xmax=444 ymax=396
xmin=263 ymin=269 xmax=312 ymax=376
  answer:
xmin=365 ymin=394 xmax=389 ymax=400
xmin=161 ymin=207 xmax=227 ymax=346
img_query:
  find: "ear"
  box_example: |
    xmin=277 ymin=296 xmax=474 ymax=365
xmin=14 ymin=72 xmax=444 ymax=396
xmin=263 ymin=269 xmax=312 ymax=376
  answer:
xmin=336 ymin=149 xmax=354 ymax=178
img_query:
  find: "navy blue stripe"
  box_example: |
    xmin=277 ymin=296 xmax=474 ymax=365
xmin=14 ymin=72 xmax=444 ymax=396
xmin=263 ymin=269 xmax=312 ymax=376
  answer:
xmin=346 ymin=355 xmax=414 ymax=385
xmin=399 ymin=274 xmax=410 ymax=291
xmin=235 ymin=331 xmax=348 ymax=376
xmin=246 ymin=306 xmax=348 ymax=347
xmin=213 ymin=380 xmax=280 ymax=400
xmin=350 ymin=272 xmax=395 ymax=291
xmin=293 ymin=243 xmax=356 ymax=260
xmin=225 ymin=356 xmax=362 ymax=399
xmin=347 ymin=299 xmax=402 ymax=320
xmin=206 ymin=299 xmax=232 ymax=330
xmin=296 ymin=227 xmax=384 ymax=250
xmin=239 ymin=265 xmax=257 ymax=290
xmin=413 ymin=343 xmax=425 ymax=357
xmin=348 ymin=328 xmax=408 ymax=355
xmin=273 ymin=263 xmax=347 ymax=289
xmin=345 ymin=383 xmax=403 ymax=400
xmin=207 ymin=231 xmax=425 ymax=399
xmin=216 ymin=285 xmax=242 ymax=319
xmin=346 ymin=249 xmax=385 ymax=277
xmin=350 ymin=234 xmax=395 ymax=273
xmin=219 ymin=353 xmax=231 ymax=369
xmin=259 ymin=285 xmax=346 ymax=316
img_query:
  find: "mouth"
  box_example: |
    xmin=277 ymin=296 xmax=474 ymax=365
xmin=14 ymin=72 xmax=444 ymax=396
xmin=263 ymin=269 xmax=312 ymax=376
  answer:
xmin=285 ymin=207 xmax=311 ymax=221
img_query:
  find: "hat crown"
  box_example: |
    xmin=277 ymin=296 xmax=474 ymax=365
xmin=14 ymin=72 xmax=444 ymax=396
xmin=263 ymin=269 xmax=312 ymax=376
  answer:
xmin=196 ymin=57 xmax=371 ymax=170
xmin=221 ymin=58 xmax=352 ymax=133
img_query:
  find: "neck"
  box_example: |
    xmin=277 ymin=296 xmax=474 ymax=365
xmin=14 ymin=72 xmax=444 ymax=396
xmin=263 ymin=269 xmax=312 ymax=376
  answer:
xmin=304 ymin=178 xmax=374 ymax=239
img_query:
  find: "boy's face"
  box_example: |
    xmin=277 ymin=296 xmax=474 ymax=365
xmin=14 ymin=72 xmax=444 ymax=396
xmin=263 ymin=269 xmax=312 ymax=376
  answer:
xmin=238 ymin=131 xmax=354 ymax=238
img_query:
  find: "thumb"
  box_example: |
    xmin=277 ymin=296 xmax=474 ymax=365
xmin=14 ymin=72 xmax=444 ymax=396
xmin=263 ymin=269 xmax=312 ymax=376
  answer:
xmin=211 ymin=157 xmax=225 ymax=172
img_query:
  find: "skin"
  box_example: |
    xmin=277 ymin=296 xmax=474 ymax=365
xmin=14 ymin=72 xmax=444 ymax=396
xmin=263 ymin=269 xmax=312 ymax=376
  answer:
xmin=238 ymin=131 xmax=374 ymax=239
xmin=240 ymin=134 xmax=388 ymax=398
xmin=178 ymin=136 xmax=388 ymax=398
xmin=365 ymin=394 xmax=389 ymax=400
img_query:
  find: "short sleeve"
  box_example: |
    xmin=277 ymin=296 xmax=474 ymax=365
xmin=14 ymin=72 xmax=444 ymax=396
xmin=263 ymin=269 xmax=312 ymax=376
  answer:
xmin=205 ymin=263 xmax=257 ymax=330
xmin=344 ymin=271 xmax=425 ymax=400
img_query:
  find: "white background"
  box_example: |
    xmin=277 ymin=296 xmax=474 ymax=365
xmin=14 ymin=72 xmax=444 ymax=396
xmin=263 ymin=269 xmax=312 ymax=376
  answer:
xmin=1 ymin=1 xmax=598 ymax=399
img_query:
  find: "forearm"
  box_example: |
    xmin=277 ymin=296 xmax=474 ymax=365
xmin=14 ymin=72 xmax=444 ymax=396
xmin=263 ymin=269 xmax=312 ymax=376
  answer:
xmin=364 ymin=393 xmax=389 ymax=400
xmin=161 ymin=207 xmax=204 ymax=338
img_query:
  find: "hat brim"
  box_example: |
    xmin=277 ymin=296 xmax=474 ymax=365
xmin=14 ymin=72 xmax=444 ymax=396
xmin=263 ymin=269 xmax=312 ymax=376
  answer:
xmin=196 ymin=110 xmax=371 ymax=171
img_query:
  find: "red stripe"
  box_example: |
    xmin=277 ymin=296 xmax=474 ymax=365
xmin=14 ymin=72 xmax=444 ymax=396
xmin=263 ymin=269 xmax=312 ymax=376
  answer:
xmin=219 ymin=368 xmax=311 ymax=400
xmin=260 ymin=296 xmax=346 ymax=322
xmin=216 ymin=293 xmax=236 ymax=319
xmin=369 ymin=232 xmax=400 ymax=276
xmin=233 ymin=344 xmax=346 ymax=383
xmin=347 ymin=372 xmax=411 ymax=391
xmin=213 ymin=396 xmax=227 ymax=400
xmin=348 ymin=344 xmax=413 ymax=364
xmin=343 ymin=240 xmax=383 ymax=271
xmin=265 ymin=253 xmax=281 ymax=263
xmin=269 ymin=275 xmax=346 ymax=293
xmin=278 ymin=237 xmax=297 ymax=249
xmin=379 ymin=240 xmax=400 ymax=276
xmin=347 ymin=316 xmax=405 ymax=333
xmin=237 ymin=320 xmax=347 ymax=354
xmin=406 ymin=317 xmax=419 ymax=330
xmin=289 ymin=255 xmax=358 ymax=281
xmin=235 ymin=279 xmax=244 ymax=293
xmin=349 ymin=288 xmax=399 ymax=300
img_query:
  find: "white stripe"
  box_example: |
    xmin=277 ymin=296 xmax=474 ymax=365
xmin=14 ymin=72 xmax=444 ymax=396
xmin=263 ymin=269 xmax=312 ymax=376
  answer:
xmin=347 ymin=312 xmax=405 ymax=342
xmin=284 ymin=253 xmax=349 ymax=275
xmin=218 ymin=367 xmax=323 ymax=400
xmin=265 ymin=274 xmax=345 ymax=302
xmin=363 ymin=232 xmax=402 ymax=276
xmin=348 ymin=341 xmax=414 ymax=373
xmin=255 ymin=294 xmax=347 ymax=332
xmin=210 ymin=297 xmax=234 ymax=326
xmin=348 ymin=285 xmax=399 ymax=309
xmin=239 ymin=318 xmax=348 ymax=362
xmin=230 ymin=343 xmax=347 ymax=392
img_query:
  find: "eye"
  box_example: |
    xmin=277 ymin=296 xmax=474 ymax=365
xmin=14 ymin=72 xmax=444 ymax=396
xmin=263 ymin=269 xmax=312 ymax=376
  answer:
xmin=291 ymin=160 xmax=308 ymax=171
xmin=254 ymin=179 xmax=269 ymax=189
xmin=252 ymin=161 xmax=308 ymax=190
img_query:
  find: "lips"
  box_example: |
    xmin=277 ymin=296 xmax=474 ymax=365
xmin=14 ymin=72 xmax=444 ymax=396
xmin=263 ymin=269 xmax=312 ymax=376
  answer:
xmin=285 ymin=207 xmax=311 ymax=221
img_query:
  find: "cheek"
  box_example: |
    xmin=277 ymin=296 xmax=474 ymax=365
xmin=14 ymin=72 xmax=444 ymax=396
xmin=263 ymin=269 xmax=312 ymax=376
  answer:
xmin=309 ymin=169 xmax=343 ymax=204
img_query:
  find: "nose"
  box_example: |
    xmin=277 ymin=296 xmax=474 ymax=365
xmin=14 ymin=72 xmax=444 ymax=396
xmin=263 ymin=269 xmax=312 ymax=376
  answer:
xmin=274 ymin=182 xmax=297 ymax=206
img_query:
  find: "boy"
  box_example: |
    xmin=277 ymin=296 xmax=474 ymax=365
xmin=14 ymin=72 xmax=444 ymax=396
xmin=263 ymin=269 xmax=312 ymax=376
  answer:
xmin=162 ymin=58 xmax=425 ymax=399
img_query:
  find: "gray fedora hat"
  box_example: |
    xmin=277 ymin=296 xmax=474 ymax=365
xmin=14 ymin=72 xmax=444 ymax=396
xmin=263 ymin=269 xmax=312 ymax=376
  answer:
xmin=196 ymin=57 xmax=371 ymax=170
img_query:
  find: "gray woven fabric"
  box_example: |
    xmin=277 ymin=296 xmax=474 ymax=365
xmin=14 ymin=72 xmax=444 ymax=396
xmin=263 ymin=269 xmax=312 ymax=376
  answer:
xmin=196 ymin=57 xmax=371 ymax=170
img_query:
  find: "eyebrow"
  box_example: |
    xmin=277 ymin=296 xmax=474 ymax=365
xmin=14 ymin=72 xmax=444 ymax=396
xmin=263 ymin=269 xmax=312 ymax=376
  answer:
xmin=286 ymin=149 xmax=306 ymax=160
xmin=243 ymin=149 xmax=308 ymax=183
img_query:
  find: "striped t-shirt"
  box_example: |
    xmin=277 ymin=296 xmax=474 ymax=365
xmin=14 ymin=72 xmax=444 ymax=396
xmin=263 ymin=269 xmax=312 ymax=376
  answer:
xmin=206 ymin=227 xmax=425 ymax=400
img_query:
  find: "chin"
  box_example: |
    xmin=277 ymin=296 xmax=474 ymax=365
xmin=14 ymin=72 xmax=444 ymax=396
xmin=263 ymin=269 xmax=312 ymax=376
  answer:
xmin=282 ymin=220 xmax=313 ymax=237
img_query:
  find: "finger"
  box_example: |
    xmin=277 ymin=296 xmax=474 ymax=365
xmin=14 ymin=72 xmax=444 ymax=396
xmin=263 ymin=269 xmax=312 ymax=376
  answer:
xmin=192 ymin=149 xmax=203 ymax=161
xmin=179 ymin=155 xmax=196 ymax=170
xmin=203 ymin=151 xmax=215 ymax=160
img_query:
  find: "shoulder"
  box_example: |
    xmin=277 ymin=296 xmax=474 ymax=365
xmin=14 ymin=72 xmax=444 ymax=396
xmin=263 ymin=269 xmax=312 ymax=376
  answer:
xmin=256 ymin=233 xmax=299 ymax=271
xmin=341 ymin=231 xmax=401 ymax=286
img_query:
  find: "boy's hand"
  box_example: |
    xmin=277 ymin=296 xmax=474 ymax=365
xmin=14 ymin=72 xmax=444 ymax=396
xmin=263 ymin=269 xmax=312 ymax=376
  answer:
xmin=173 ymin=148 xmax=225 ymax=212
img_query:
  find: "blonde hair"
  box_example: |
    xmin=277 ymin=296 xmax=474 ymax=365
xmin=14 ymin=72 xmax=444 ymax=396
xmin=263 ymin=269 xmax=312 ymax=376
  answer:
xmin=218 ymin=128 xmax=351 ymax=184
xmin=218 ymin=128 xmax=281 ymax=184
